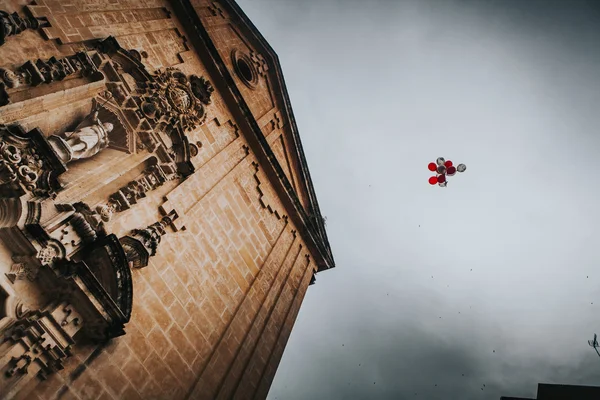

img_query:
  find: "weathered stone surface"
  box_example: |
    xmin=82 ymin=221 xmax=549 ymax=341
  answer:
xmin=0 ymin=0 xmax=333 ymax=399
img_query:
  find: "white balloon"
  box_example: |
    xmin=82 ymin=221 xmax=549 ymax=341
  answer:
xmin=439 ymin=182 xmax=447 ymax=187
xmin=457 ymin=164 xmax=467 ymax=173
xmin=436 ymin=157 xmax=445 ymax=166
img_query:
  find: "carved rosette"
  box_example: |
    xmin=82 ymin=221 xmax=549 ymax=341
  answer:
xmin=140 ymin=68 xmax=214 ymax=132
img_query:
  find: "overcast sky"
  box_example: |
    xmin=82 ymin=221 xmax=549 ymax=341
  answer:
xmin=235 ymin=0 xmax=600 ymax=398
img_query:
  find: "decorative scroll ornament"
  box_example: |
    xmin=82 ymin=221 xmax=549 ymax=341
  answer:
xmin=140 ymin=68 xmax=214 ymax=132
xmin=0 ymin=124 xmax=66 ymax=198
xmin=0 ymin=141 xmax=41 ymax=193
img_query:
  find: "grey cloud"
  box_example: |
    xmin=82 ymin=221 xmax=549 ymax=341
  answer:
xmin=235 ymin=0 xmax=600 ymax=399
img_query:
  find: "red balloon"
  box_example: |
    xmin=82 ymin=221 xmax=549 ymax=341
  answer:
xmin=428 ymin=163 xmax=437 ymax=171
xmin=445 ymin=160 xmax=453 ymax=168
xmin=428 ymin=176 xmax=438 ymax=185
xmin=437 ymin=174 xmax=446 ymax=183
xmin=447 ymin=166 xmax=457 ymax=175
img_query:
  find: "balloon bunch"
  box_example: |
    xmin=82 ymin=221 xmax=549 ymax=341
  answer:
xmin=428 ymin=157 xmax=466 ymax=187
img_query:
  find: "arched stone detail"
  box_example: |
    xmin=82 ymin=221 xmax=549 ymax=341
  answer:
xmin=119 ymin=236 xmax=150 ymax=269
xmin=71 ymin=234 xmax=133 ymax=327
xmin=0 ymin=198 xmax=21 ymax=228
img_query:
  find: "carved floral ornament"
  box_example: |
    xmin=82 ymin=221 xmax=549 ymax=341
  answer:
xmin=0 ymin=124 xmax=66 ymax=198
xmin=140 ymin=67 xmax=214 ymax=132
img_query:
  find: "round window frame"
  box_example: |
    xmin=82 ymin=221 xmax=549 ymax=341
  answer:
xmin=231 ymin=50 xmax=258 ymax=89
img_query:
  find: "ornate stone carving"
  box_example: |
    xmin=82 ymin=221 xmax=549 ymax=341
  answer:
xmin=0 ymin=125 xmax=66 ymax=198
xmin=33 ymin=203 xmax=107 ymax=264
xmin=54 ymin=234 xmax=132 ymax=340
xmin=72 ymin=203 xmax=105 ymax=234
xmin=48 ymin=104 xmax=113 ymax=164
xmin=36 ymin=241 xmax=63 ymax=266
xmin=5 ymin=262 xmax=36 ymax=283
xmin=0 ymin=52 xmax=99 ymax=106
xmin=1 ymin=303 xmax=82 ymax=382
xmin=70 ymin=202 xmax=107 ymax=243
xmin=0 ymin=9 xmax=49 ymax=46
xmin=95 ymin=163 xmax=173 ymax=222
xmin=0 ymin=68 xmax=25 ymax=89
xmin=94 ymin=36 xmax=210 ymax=177
xmin=190 ymin=75 xmax=214 ymax=105
xmin=140 ymin=68 xmax=214 ymax=132
xmin=120 ymin=211 xmax=177 ymax=268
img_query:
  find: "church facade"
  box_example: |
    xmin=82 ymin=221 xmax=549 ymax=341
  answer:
xmin=0 ymin=0 xmax=334 ymax=399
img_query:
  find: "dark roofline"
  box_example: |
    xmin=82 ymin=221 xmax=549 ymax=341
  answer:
xmin=500 ymin=397 xmax=535 ymax=400
xmin=174 ymin=0 xmax=335 ymax=272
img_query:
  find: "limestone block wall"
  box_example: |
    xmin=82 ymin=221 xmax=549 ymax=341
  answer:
xmin=0 ymin=0 xmax=322 ymax=399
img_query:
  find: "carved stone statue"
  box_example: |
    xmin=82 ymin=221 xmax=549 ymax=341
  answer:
xmin=48 ymin=100 xmax=113 ymax=163
xmin=62 ymin=111 xmax=112 ymax=160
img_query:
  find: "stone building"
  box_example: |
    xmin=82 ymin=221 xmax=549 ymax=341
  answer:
xmin=0 ymin=0 xmax=334 ymax=399
xmin=501 ymin=383 xmax=600 ymax=400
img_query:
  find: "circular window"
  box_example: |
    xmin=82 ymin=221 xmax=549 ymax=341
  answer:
xmin=231 ymin=50 xmax=258 ymax=89
xmin=237 ymin=59 xmax=254 ymax=82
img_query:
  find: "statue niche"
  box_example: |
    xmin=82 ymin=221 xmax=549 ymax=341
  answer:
xmin=47 ymin=101 xmax=112 ymax=164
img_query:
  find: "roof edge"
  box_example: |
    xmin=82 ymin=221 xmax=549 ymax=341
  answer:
xmin=173 ymin=0 xmax=335 ymax=272
xmin=223 ymin=0 xmax=335 ymax=272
